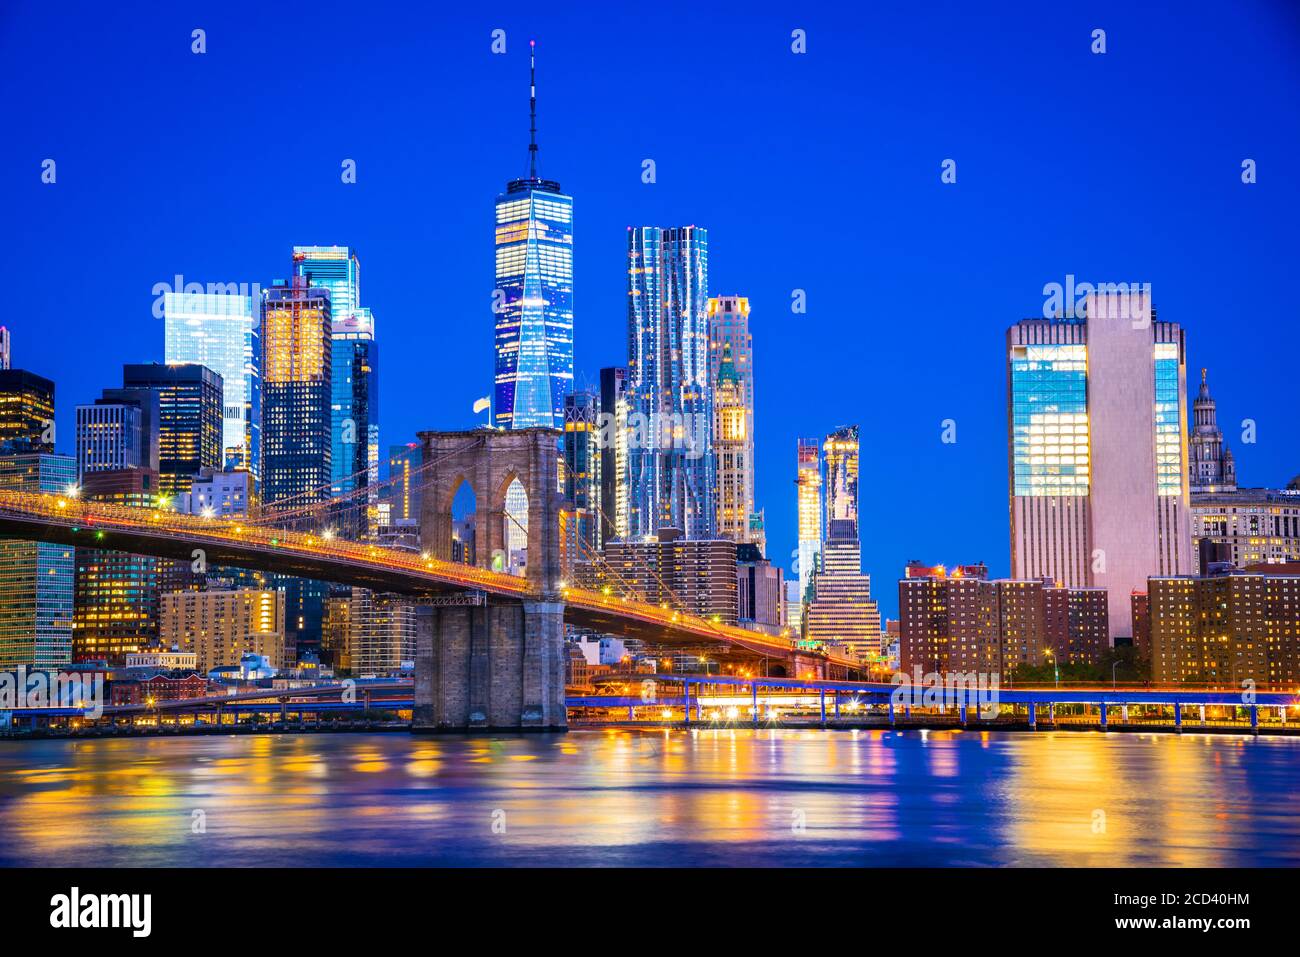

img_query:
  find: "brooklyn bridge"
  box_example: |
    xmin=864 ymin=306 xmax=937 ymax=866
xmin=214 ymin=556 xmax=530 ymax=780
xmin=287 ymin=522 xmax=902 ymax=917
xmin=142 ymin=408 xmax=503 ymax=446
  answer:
xmin=0 ymin=427 xmax=863 ymax=731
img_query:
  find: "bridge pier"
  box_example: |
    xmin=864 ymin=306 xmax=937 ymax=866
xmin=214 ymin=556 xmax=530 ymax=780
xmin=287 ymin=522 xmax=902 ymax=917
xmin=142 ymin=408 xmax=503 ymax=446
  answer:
xmin=413 ymin=598 xmax=566 ymax=731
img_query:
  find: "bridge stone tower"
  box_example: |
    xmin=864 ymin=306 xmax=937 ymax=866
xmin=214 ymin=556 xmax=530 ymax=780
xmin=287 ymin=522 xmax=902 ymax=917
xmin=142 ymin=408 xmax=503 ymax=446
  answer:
xmin=413 ymin=428 xmax=567 ymax=731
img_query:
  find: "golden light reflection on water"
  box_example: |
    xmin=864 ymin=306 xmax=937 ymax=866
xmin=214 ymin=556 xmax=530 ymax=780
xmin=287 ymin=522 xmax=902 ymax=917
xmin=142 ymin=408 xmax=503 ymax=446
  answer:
xmin=0 ymin=730 xmax=1296 ymax=866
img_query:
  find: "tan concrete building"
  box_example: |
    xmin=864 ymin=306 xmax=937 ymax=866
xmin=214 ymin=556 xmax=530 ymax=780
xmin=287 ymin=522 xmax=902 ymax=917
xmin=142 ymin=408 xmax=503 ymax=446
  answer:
xmin=1148 ymin=571 xmax=1300 ymax=688
xmin=1008 ymin=289 xmax=1194 ymax=642
xmin=159 ymin=589 xmax=285 ymax=673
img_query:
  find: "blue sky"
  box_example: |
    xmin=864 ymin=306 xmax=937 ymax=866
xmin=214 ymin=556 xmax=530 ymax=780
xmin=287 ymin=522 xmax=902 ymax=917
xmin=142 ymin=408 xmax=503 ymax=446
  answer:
xmin=3 ymin=0 xmax=1298 ymax=620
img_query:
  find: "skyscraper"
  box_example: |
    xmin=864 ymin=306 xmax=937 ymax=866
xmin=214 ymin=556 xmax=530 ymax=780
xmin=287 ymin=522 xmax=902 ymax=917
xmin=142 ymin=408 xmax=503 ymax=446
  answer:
xmin=795 ymin=438 xmax=822 ymax=600
xmin=598 ymin=366 xmax=629 ymax=544
xmin=0 ymin=452 xmax=76 ymax=667
xmin=0 ymin=368 xmax=54 ymax=454
xmin=563 ymin=389 xmax=601 ymax=554
xmin=73 ymin=468 xmax=161 ymax=664
xmin=121 ymin=363 xmax=224 ymax=499
xmin=163 ymin=291 xmax=261 ymax=477
xmin=626 ymin=225 xmax=714 ymax=539
xmin=493 ymin=43 xmax=573 ymax=430
xmin=262 ymin=276 xmax=333 ymax=662
xmin=0 ymin=327 xmax=10 ymax=370
xmin=1008 ymin=289 xmax=1194 ymax=640
xmin=291 ymin=246 xmax=380 ymax=526
xmin=805 ymin=426 xmax=878 ymax=659
xmin=74 ymin=401 xmax=146 ymax=477
xmin=709 ymin=295 xmax=761 ymax=553
xmin=260 ymin=277 xmax=332 ymax=509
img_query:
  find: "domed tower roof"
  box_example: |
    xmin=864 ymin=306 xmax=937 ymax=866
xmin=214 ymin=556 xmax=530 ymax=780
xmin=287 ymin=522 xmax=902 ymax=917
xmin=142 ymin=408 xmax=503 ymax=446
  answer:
xmin=1192 ymin=367 xmax=1218 ymax=432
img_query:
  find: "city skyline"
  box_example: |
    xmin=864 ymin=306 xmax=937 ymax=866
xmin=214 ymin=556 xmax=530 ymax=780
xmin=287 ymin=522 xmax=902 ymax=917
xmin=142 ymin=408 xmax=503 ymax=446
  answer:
xmin=4 ymin=3 xmax=1298 ymax=624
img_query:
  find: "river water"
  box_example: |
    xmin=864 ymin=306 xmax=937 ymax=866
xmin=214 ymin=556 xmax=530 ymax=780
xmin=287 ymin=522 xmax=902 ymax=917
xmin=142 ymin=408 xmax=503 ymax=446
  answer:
xmin=0 ymin=728 xmax=1294 ymax=866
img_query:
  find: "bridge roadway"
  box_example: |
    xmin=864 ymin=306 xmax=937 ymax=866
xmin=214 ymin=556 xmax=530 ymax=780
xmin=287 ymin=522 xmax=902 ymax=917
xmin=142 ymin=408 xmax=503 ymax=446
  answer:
xmin=0 ymin=490 xmax=859 ymax=672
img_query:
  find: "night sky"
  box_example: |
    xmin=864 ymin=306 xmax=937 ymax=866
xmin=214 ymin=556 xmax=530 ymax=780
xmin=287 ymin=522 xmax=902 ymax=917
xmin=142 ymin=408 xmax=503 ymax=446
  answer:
xmin=4 ymin=0 xmax=1298 ymax=620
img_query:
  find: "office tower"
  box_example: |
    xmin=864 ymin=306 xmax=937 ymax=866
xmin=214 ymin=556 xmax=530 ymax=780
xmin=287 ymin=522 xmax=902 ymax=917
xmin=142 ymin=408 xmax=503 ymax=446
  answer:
xmin=713 ymin=344 xmax=750 ymax=544
xmin=175 ymin=468 xmax=254 ymax=518
xmin=121 ymin=362 xmax=224 ymax=499
xmin=795 ymin=438 xmax=822 ymax=600
xmin=1188 ymin=368 xmax=1235 ymax=493
xmin=563 ymin=389 xmax=601 ymax=554
xmin=0 ymin=327 xmax=9 ymax=369
xmin=804 ymin=520 xmax=879 ymax=661
xmin=823 ymin=426 xmax=860 ymax=528
xmin=262 ymin=276 xmax=333 ymax=661
xmin=0 ymin=369 xmax=54 ymax=453
xmin=736 ymin=542 xmax=784 ymax=636
xmin=159 ymin=589 xmax=286 ymax=673
xmin=578 ymin=529 xmax=739 ymax=623
xmin=330 ymin=313 xmax=379 ymax=534
xmin=73 ymin=469 xmax=160 ymax=664
xmin=709 ymin=295 xmax=762 ymax=553
xmin=1148 ymin=569 xmax=1300 ymax=688
xmin=74 ymin=401 xmax=145 ymax=477
xmin=349 ymin=591 xmax=417 ymax=676
xmin=1008 ymin=289 xmax=1193 ymax=641
xmin=598 ymin=366 xmax=629 ymax=544
xmin=292 ymin=246 xmax=360 ymax=323
xmin=261 ymin=277 xmax=332 ymax=510
xmin=386 ymin=443 xmax=423 ymax=523
xmin=291 ymin=247 xmax=380 ymax=530
xmin=493 ymin=45 xmax=573 ymax=430
xmin=322 ymin=593 xmax=354 ymax=672
xmin=627 ymin=225 xmax=714 ymax=539
xmin=163 ymin=291 xmax=261 ymax=476
xmin=784 ymin=579 xmax=804 ymax=635
xmin=0 ymin=453 xmax=76 ymax=667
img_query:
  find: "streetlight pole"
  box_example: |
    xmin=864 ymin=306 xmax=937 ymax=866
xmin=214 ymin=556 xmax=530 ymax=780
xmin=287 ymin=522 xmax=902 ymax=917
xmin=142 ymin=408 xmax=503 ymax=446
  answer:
xmin=1112 ymin=659 xmax=1119 ymax=688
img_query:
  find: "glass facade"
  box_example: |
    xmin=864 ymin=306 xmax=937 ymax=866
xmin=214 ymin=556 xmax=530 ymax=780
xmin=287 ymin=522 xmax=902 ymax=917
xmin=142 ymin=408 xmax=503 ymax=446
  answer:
xmin=494 ymin=184 xmax=574 ymax=429
xmin=1009 ymin=343 xmax=1090 ymax=497
xmin=563 ymin=389 xmax=601 ymax=553
xmin=796 ymin=438 xmax=822 ymax=600
xmin=1154 ymin=342 xmax=1182 ymax=496
xmin=626 ymin=225 xmax=715 ymax=540
xmin=121 ymin=363 xmax=224 ymax=499
xmin=0 ymin=453 xmax=76 ymax=667
xmin=260 ymin=279 xmax=332 ymax=510
xmin=163 ymin=291 xmax=260 ymax=477
xmin=0 ymin=369 xmax=55 ymax=454
xmin=292 ymin=247 xmax=380 ymax=521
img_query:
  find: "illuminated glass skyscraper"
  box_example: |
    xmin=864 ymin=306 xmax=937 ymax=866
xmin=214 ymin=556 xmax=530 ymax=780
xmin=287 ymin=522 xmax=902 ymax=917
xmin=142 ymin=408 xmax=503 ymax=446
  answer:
xmin=795 ymin=438 xmax=822 ymax=600
xmin=626 ymin=225 xmax=714 ymax=540
xmin=1008 ymin=289 xmax=1193 ymax=640
xmin=261 ymin=276 xmax=332 ymax=509
xmin=163 ymin=291 xmax=260 ymax=477
xmin=121 ymin=363 xmax=224 ymax=499
xmin=291 ymin=246 xmax=380 ymax=528
xmin=493 ymin=43 xmax=573 ymax=430
xmin=0 ymin=452 xmax=75 ymax=667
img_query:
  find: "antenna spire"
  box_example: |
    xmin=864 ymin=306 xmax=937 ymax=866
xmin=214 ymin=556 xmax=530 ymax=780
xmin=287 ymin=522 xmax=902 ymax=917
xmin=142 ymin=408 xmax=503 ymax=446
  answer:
xmin=528 ymin=40 xmax=538 ymax=178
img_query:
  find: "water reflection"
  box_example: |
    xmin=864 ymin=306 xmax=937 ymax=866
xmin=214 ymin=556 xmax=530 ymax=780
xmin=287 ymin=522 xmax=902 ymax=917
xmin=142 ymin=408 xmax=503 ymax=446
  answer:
xmin=0 ymin=730 xmax=1295 ymax=866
